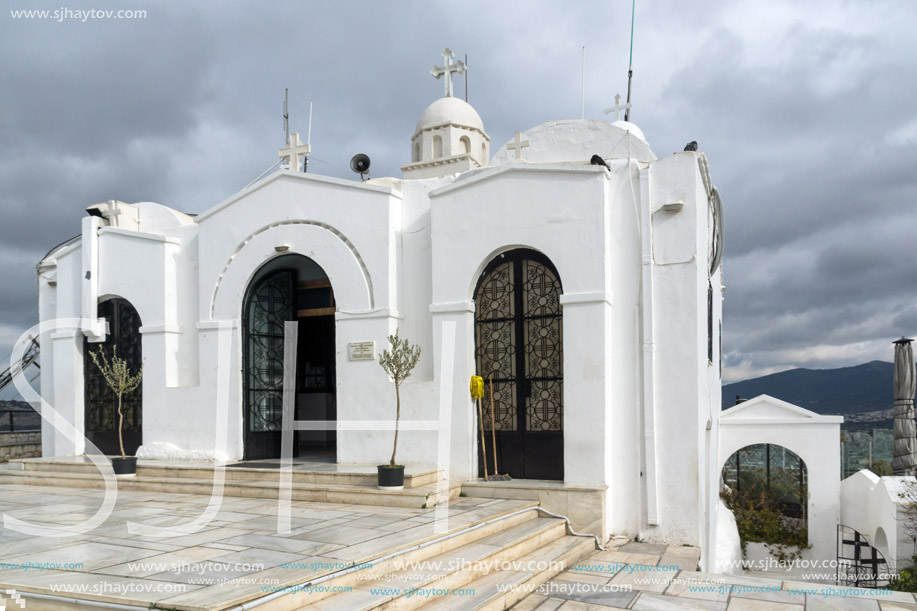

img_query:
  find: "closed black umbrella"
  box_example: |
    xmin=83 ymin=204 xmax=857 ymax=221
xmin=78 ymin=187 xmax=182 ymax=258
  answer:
xmin=892 ymin=338 xmax=917 ymax=476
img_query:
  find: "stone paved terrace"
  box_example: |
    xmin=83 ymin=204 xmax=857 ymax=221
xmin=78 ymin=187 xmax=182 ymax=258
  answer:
xmin=0 ymin=482 xmax=538 ymax=609
xmin=513 ymin=539 xmax=917 ymax=610
xmin=2 ymin=478 xmax=916 ymax=610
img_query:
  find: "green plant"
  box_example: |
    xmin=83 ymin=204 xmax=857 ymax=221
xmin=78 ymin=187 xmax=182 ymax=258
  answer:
xmin=89 ymin=347 xmax=142 ymax=458
xmin=721 ymin=479 xmax=810 ymax=562
xmin=888 ymin=557 xmax=917 ymax=592
xmin=869 ymin=459 xmax=894 ymax=476
xmin=378 ymin=329 xmax=421 ymax=468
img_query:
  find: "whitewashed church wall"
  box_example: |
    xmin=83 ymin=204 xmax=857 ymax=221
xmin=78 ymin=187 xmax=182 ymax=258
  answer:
xmin=430 ymin=307 xmax=477 ymax=482
xmin=195 ymin=173 xmax=400 ymax=322
xmin=429 ymin=166 xmax=615 ymax=500
xmin=702 ymin=265 xmax=725 ymax=568
xmin=40 ymin=247 xmax=85 ymax=456
xmin=605 ymin=160 xmax=644 ymax=539
xmin=192 ymin=174 xmax=407 ymax=462
xmin=397 ymin=178 xmax=442 ymax=383
xmin=639 ymin=152 xmax=711 ymax=546
xmin=38 ymin=266 xmax=57 ymax=457
xmin=430 ymin=166 xmax=611 ymax=304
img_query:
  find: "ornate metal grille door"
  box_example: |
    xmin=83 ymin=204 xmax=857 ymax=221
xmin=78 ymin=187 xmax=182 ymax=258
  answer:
xmin=243 ymin=269 xmax=295 ymax=460
xmin=84 ymin=298 xmax=143 ymax=456
xmin=475 ymin=250 xmax=563 ymax=480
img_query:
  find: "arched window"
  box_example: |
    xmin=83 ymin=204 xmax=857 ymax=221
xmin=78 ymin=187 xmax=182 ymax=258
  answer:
xmin=432 ymin=135 xmax=443 ymax=159
xmin=460 ymin=136 xmax=471 ymax=154
xmin=413 ymin=142 xmax=420 ymax=162
xmin=481 ymin=142 xmax=488 ymax=164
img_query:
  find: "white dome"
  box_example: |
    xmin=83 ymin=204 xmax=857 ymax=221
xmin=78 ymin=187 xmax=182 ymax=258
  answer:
xmin=415 ymin=97 xmax=484 ymax=134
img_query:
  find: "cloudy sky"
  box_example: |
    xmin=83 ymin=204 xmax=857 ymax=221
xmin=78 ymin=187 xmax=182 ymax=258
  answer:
xmin=1 ymin=0 xmax=915 ymax=392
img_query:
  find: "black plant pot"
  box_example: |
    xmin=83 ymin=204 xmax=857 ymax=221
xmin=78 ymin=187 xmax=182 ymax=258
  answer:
xmin=111 ymin=456 xmax=137 ymax=476
xmin=377 ymin=465 xmax=405 ymax=490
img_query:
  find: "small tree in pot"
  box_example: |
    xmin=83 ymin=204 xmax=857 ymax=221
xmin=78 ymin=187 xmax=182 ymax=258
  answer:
xmin=90 ymin=347 xmax=143 ymax=476
xmin=377 ymin=329 xmax=421 ymax=490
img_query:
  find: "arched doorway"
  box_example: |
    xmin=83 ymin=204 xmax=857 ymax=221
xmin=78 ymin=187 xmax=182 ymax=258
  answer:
xmin=473 ymin=249 xmax=563 ymax=480
xmin=84 ymin=298 xmax=143 ymax=456
xmin=242 ymin=255 xmax=337 ymax=461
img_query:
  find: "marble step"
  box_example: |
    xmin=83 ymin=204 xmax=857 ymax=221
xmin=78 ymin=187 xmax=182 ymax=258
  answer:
xmin=0 ymin=469 xmax=458 ymax=509
xmin=420 ymin=535 xmax=595 ymax=611
xmin=311 ymin=517 xmax=567 ymax=611
xmin=153 ymin=500 xmax=544 ymax=611
xmin=11 ymin=459 xmax=441 ymax=489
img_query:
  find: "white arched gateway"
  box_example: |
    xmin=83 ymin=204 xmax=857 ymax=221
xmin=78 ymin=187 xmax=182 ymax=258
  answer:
xmin=718 ymin=395 xmax=842 ymax=568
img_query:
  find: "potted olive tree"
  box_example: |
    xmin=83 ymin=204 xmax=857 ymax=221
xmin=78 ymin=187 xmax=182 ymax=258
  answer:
xmin=377 ymin=329 xmax=421 ymax=490
xmin=90 ymin=347 xmax=142 ymax=476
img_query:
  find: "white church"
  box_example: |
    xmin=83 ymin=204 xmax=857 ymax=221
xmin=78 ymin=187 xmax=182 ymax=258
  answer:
xmin=34 ymin=49 xmax=726 ymax=555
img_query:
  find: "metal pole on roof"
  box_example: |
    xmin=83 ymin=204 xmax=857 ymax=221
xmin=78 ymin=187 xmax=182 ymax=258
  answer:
xmin=625 ymin=0 xmax=636 ymax=122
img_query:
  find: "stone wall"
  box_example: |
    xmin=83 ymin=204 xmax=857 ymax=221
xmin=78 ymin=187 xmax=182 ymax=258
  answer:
xmin=0 ymin=431 xmax=42 ymax=462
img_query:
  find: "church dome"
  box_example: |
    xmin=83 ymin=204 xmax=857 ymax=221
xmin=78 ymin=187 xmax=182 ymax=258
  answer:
xmin=415 ymin=97 xmax=484 ymax=134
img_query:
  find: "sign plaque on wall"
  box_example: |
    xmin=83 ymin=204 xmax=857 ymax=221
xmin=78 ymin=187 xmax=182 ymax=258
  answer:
xmin=348 ymin=341 xmax=376 ymax=361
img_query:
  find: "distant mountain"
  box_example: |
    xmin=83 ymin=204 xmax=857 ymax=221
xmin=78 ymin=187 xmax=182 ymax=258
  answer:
xmin=722 ymin=361 xmax=899 ymax=417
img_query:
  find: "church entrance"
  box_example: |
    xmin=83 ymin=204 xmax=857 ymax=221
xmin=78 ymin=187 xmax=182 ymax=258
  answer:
xmin=242 ymin=255 xmax=337 ymax=461
xmin=84 ymin=298 xmax=143 ymax=456
xmin=474 ymin=249 xmax=564 ymax=480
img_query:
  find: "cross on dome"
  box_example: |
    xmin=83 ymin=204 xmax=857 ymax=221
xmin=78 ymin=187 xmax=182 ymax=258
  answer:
xmin=430 ymin=48 xmax=466 ymax=98
xmin=104 ymin=200 xmax=122 ymax=227
xmin=603 ymin=93 xmax=632 ymax=122
xmin=506 ymin=131 xmax=530 ymax=161
xmin=278 ymin=132 xmax=310 ymax=172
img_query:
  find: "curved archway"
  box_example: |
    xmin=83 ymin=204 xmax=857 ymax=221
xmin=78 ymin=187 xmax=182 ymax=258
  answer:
xmin=84 ymin=297 xmax=143 ymax=456
xmin=473 ymin=248 xmax=563 ymax=480
xmin=242 ymin=254 xmax=337 ymax=460
xmin=874 ymin=527 xmax=889 ymax=557
xmin=210 ymin=220 xmax=374 ymax=320
xmin=721 ymin=443 xmax=808 ymax=551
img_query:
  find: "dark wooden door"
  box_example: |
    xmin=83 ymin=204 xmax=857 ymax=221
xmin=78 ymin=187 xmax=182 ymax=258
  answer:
xmin=474 ymin=250 xmax=564 ymax=480
xmin=84 ymin=298 xmax=143 ymax=456
xmin=243 ymin=269 xmax=295 ymax=460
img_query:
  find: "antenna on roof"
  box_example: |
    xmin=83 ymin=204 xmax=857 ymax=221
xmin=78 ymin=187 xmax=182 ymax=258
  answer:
xmin=624 ymin=0 xmax=636 ymax=122
xmin=283 ymin=88 xmax=290 ymax=141
xmin=581 ymin=46 xmax=586 ymax=119
xmin=304 ymin=100 xmax=313 ymax=173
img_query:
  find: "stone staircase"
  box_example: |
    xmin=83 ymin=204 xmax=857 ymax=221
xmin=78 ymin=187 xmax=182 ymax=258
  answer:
xmin=275 ymin=509 xmax=593 ymax=610
xmin=0 ymin=458 xmax=456 ymax=509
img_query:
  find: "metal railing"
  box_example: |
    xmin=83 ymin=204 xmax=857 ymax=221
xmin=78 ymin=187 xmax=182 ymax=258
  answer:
xmin=0 ymin=409 xmax=40 ymax=432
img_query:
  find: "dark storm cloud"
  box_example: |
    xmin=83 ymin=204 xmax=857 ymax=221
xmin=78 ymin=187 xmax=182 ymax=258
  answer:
xmin=1 ymin=0 xmax=916 ymax=390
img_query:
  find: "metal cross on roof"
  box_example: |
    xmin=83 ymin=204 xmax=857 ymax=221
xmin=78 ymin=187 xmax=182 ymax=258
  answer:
xmin=278 ymin=132 xmax=310 ymax=172
xmin=506 ymin=131 xmax=530 ymax=161
xmin=603 ymin=93 xmax=632 ymax=121
xmin=430 ymin=48 xmax=466 ymax=98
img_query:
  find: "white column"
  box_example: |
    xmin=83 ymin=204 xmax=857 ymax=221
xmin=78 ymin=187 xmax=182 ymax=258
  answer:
xmin=50 ymin=331 xmax=85 ymax=456
xmin=430 ymin=302 xmax=476 ymax=482
xmin=81 ymin=216 xmax=104 ymax=341
xmin=560 ymin=293 xmax=613 ymax=539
